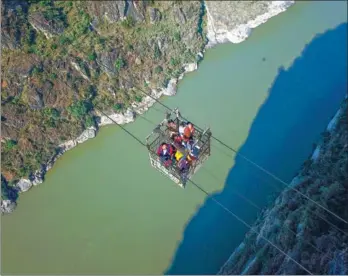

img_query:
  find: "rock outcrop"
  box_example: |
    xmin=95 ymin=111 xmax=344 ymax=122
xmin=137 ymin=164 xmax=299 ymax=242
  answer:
xmin=219 ymin=99 xmax=348 ymax=275
xmin=28 ymin=12 xmax=65 ymax=39
xmin=1 ymin=0 xmax=29 ymax=49
xmin=87 ymin=1 xmax=126 ymax=23
xmin=205 ymin=1 xmax=294 ymax=47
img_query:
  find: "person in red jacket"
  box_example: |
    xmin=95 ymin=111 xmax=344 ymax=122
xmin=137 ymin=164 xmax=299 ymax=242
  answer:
xmin=183 ymin=122 xmax=195 ymax=143
xmin=157 ymin=143 xmax=174 ymax=167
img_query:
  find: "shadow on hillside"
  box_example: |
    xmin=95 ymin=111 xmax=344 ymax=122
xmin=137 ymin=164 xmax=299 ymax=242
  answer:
xmin=164 ymin=23 xmax=347 ymax=275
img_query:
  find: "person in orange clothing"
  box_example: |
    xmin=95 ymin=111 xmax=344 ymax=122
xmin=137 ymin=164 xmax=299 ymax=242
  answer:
xmin=183 ymin=122 xmax=195 ymax=143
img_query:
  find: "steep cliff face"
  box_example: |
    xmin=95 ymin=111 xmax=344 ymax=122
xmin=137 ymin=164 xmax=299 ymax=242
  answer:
xmin=219 ymin=99 xmax=348 ymax=275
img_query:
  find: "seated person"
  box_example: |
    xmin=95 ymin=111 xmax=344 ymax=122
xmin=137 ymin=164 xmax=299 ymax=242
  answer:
xmin=178 ymin=122 xmax=187 ymax=138
xmin=187 ymin=140 xmax=200 ymax=161
xmin=167 ymin=119 xmax=177 ymax=139
xmin=177 ymin=154 xmax=190 ymax=173
xmin=177 ymin=155 xmax=190 ymax=184
xmin=157 ymin=142 xmax=174 ymax=167
xmin=172 ymin=133 xmax=183 ymax=148
xmin=182 ymin=122 xmax=195 ymax=143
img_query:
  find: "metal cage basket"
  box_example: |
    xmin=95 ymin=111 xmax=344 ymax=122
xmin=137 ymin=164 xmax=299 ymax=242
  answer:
xmin=145 ymin=108 xmax=211 ymax=188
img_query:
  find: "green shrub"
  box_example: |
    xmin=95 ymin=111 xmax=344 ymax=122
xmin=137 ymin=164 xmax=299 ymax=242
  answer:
xmin=59 ymin=35 xmax=71 ymax=45
xmin=43 ymin=108 xmax=60 ymax=119
xmin=114 ymin=57 xmax=126 ymax=71
xmin=31 ymin=66 xmax=43 ymax=76
xmin=113 ymin=103 xmax=124 ymax=111
xmin=84 ymin=115 xmax=95 ymax=127
xmin=127 ymin=43 xmax=134 ymax=51
xmin=27 ymin=45 xmax=38 ymax=54
xmin=174 ymin=32 xmax=181 ymax=41
xmin=39 ymin=0 xmax=51 ymax=7
xmin=154 ymin=44 xmax=161 ymax=60
xmin=18 ymin=166 xmax=30 ymax=178
xmin=154 ymin=65 xmax=163 ymax=74
xmin=88 ymin=51 xmax=97 ymax=61
xmin=135 ymin=96 xmax=142 ymax=103
xmin=50 ymin=73 xmax=57 ymax=80
xmin=170 ymin=57 xmax=179 ymax=66
xmin=121 ymin=16 xmax=135 ymax=29
xmin=4 ymin=140 xmax=17 ymax=150
xmin=67 ymin=100 xmax=91 ymax=119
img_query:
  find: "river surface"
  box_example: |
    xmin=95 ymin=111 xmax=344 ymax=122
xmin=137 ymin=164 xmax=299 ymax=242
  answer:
xmin=2 ymin=1 xmax=347 ymax=274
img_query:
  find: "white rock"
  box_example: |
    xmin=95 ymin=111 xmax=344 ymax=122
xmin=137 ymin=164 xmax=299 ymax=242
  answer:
xmin=76 ymin=127 xmax=96 ymax=144
xmin=205 ymin=1 xmax=295 ymax=47
xmin=184 ymin=63 xmax=198 ymax=73
xmin=1 ymin=200 xmax=16 ymax=214
xmin=98 ymin=108 xmax=135 ymax=126
xmin=162 ymin=78 xmax=178 ymax=96
xmin=16 ymin=179 xmax=33 ymax=192
xmin=59 ymin=140 xmax=77 ymax=151
xmin=70 ymin=61 xmax=90 ymax=80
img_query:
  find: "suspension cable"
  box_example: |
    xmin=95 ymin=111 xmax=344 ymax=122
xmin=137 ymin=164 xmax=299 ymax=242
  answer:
xmin=94 ymin=101 xmax=315 ymax=274
xmin=18 ymin=26 xmax=316 ymax=274
xmin=201 ymin=167 xmax=327 ymax=255
xmin=26 ymin=14 xmax=347 ymax=225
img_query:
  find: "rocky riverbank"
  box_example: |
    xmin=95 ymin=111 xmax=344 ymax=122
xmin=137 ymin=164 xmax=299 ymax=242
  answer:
xmin=205 ymin=1 xmax=295 ymax=47
xmin=1 ymin=0 xmax=206 ymax=213
xmin=218 ymin=98 xmax=348 ymax=274
xmin=0 ymin=58 xmax=200 ymax=213
xmin=1 ymin=1 xmax=295 ymax=213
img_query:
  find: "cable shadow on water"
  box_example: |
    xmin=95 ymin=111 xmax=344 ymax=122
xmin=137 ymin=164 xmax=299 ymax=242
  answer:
xmin=164 ymin=23 xmax=347 ymax=275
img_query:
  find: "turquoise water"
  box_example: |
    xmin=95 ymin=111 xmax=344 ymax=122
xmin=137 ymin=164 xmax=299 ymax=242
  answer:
xmin=2 ymin=1 xmax=347 ymax=274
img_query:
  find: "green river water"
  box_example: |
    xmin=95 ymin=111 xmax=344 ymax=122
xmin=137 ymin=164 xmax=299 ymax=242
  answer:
xmin=2 ymin=1 xmax=347 ymax=274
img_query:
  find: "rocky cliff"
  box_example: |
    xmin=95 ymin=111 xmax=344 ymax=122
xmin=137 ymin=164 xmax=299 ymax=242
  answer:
xmin=1 ymin=0 xmax=206 ymax=211
xmin=218 ymin=99 xmax=348 ymax=275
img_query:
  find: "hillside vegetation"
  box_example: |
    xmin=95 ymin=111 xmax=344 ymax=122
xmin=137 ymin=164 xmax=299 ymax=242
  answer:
xmin=1 ymin=0 xmax=206 ymax=188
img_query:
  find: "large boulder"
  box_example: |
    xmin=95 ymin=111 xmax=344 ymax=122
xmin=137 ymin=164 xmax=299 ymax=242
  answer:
xmin=86 ymin=1 xmax=126 ymax=23
xmin=125 ymin=0 xmax=145 ymax=22
xmin=174 ymin=7 xmax=187 ymax=25
xmin=98 ymin=49 xmax=118 ymax=77
xmin=76 ymin=127 xmax=96 ymax=144
xmin=148 ymin=7 xmax=161 ymax=24
xmin=28 ymin=12 xmax=65 ymax=39
xmin=162 ymin=78 xmax=178 ymax=96
xmin=27 ymin=87 xmax=45 ymax=110
xmin=1 ymin=199 xmax=16 ymax=214
xmin=16 ymin=178 xmax=32 ymax=192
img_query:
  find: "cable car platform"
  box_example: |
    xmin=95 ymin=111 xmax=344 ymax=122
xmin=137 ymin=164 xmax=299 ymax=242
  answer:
xmin=145 ymin=108 xmax=211 ymax=188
